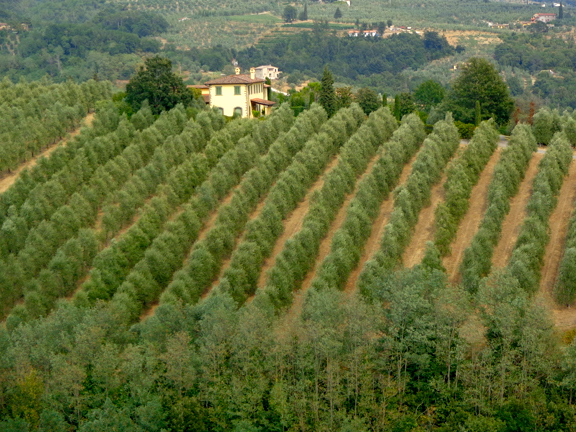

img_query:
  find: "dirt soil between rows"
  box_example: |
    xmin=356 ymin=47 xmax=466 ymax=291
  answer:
xmin=491 ymin=153 xmax=543 ymax=270
xmin=0 ymin=113 xmax=95 ymax=194
xmin=444 ymin=148 xmax=502 ymax=283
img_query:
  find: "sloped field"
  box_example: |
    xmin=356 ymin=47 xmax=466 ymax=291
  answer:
xmin=2 ymin=104 xmax=576 ymax=332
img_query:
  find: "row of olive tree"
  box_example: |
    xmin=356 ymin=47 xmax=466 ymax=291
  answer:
xmin=158 ymin=105 xmax=324 ymax=308
xmin=0 ymin=101 xmax=125 ymax=231
xmin=555 ymin=206 xmax=576 ymax=305
xmin=71 ymin=107 xmax=288 ymax=313
xmin=215 ymin=104 xmax=366 ymax=306
xmin=309 ymin=113 xmax=426 ymax=293
xmin=103 ymin=104 xmax=300 ymax=321
xmin=357 ymin=114 xmax=460 ymax=297
xmin=434 ymin=120 xmax=499 ymax=255
xmin=261 ymin=107 xmax=399 ymax=310
xmin=3 ymin=106 xmax=220 ymax=324
xmin=0 ymin=79 xmax=113 ymax=173
xmin=99 ymin=115 xmax=251 ymax=239
xmin=459 ymin=124 xmax=537 ymax=293
xmin=506 ymin=132 xmax=573 ymax=294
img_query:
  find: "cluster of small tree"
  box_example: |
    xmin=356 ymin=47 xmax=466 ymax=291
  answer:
xmin=2 ymin=105 xmax=210 ymax=324
xmin=532 ymin=106 xmax=563 ymax=145
xmin=159 ymin=105 xmax=323 ymax=308
xmin=555 ymin=205 xmax=576 ymax=305
xmin=0 ymin=79 xmax=113 ymax=173
xmin=358 ymin=115 xmax=460 ymax=296
xmin=216 ymin=105 xmax=365 ymax=306
xmin=459 ymin=124 xmax=538 ymax=293
xmin=434 ymin=120 xmax=499 ymax=255
xmin=262 ymin=107 xmax=398 ymax=309
xmin=2 ymin=264 xmax=573 ymax=431
xmin=506 ymin=132 xmax=573 ymax=294
xmin=310 ymin=113 xmax=426 ymax=292
xmin=103 ymin=105 xmax=297 ymax=321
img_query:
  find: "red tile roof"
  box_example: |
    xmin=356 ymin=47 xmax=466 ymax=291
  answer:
xmin=205 ymin=74 xmax=265 ymax=85
xmin=251 ymin=98 xmax=276 ymax=106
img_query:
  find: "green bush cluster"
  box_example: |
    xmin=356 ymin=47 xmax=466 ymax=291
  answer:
xmin=310 ymin=113 xmax=426 ymax=293
xmin=93 ymin=104 xmax=298 ymax=321
xmin=555 ymin=207 xmax=576 ymax=305
xmin=506 ymin=132 xmax=573 ymax=294
xmin=460 ymin=124 xmax=537 ymax=293
xmin=532 ymin=107 xmax=562 ymax=146
xmin=159 ymin=105 xmax=323 ymax=307
xmin=0 ymin=79 xmax=113 ymax=173
xmin=358 ymin=114 xmax=460 ymax=296
xmin=215 ymin=104 xmax=366 ymax=306
xmin=434 ymin=120 xmax=499 ymax=256
xmin=262 ymin=107 xmax=399 ymax=310
xmin=1 ymin=105 xmax=212 ymax=322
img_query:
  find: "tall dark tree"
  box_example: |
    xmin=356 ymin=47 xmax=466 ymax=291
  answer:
xmin=443 ymin=58 xmax=514 ymax=126
xmin=334 ymin=7 xmax=342 ymax=20
xmin=414 ymin=79 xmax=445 ymax=112
xmin=299 ymin=3 xmax=308 ymax=21
xmin=319 ymin=66 xmax=337 ymax=117
xmin=355 ymin=87 xmax=380 ymax=115
xmin=125 ymin=56 xmax=193 ymax=115
xmin=282 ymin=5 xmax=297 ymax=23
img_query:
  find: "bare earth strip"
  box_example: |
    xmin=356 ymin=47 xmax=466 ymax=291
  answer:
xmin=0 ymin=113 xmax=95 ymax=194
xmin=444 ymin=148 xmax=501 ymax=283
xmin=344 ymin=156 xmax=416 ymax=293
xmin=491 ymin=153 xmax=543 ymax=270
xmin=401 ymin=172 xmax=449 ymax=268
xmin=289 ymin=154 xmax=381 ymax=316
xmin=256 ymin=157 xmax=340 ymax=290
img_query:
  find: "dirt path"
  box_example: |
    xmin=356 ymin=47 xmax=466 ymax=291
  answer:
xmin=344 ymin=157 xmax=416 ymax=292
xmin=491 ymin=153 xmax=542 ymax=269
xmin=444 ymin=149 xmax=501 ymax=283
xmin=256 ymin=157 xmax=340 ymax=290
xmin=0 ymin=113 xmax=94 ymax=194
xmin=401 ymin=173 xmax=448 ymax=268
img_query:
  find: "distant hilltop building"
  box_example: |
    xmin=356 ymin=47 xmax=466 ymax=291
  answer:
xmin=347 ymin=29 xmax=380 ymax=37
xmin=532 ymin=13 xmax=556 ymax=23
xmin=254 ymin=65 xmax=281 ymax=80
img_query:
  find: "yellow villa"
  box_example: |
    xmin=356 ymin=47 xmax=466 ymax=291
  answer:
xmin=204 ymin=68 xmax=276 ymax=118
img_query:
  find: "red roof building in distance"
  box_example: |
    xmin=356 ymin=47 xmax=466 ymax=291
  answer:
xmin=532 ymin=13 xmax=557 ymax=23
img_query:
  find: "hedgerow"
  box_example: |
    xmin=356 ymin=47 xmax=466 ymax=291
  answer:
xmin=262 ymin=107 xmax=399 ymax=310
xmin=358 ymin=114 xmax=459 ymax=297
xmin=555 ymin=207 xmax=576 ymax=305
xmin=506 ymin=131 xmax=572 ymax=294
xmin=309 ymin=113 xmax=426 ymax=292
xmin=434 ymin=120 xmax=499 ymax=255
xmin=459 ymin=124 xmax=538 ymax=293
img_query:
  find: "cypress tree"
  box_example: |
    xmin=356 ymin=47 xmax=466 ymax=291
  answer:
xmin=319 ymin=67 xmax=337 ymax=117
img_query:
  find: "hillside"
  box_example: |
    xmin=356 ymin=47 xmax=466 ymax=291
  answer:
xmin=1 ymin=101 xmax=576 ymax=430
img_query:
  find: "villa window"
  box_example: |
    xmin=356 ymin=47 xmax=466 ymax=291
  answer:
xmin=233 ymin=107 xmax=242 ymax=117
xmin=215 ymin=86 xmax=222 ymax=96
xmin=234 ymin=86 xmax=241 ymax=95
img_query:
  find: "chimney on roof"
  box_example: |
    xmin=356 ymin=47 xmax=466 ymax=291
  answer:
xmin=235 ymin=67 xmax=240 ymax=75
xmin=250 ymin=68 xmax=255 ymax=80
